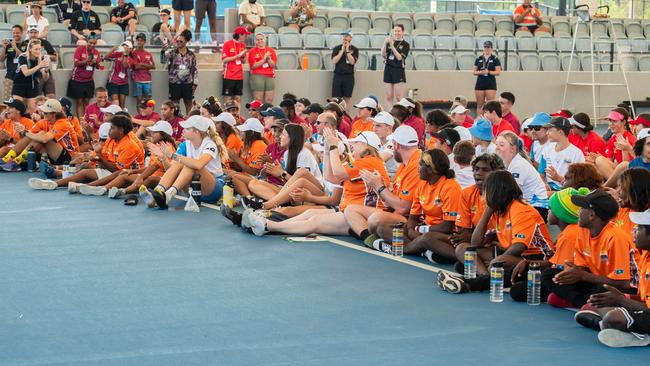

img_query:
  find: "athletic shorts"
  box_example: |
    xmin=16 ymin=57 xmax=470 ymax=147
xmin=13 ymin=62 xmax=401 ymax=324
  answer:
xmin=516 ymin=24 xmax=538 ymax=32
xmin=195 ymin=0 xmax=216 ymax=21
xmin=383 ymin=64 xmax=406 ymax=84
xmin=67 ymin=79 xmax=95 ymax=99
xmin=51 ymin=149 xmax=72 ymax=165
xmin=617 ymin=307 xmax=650 ymax=334
xmin=12 ymin=81 xmax=39 ymax=99
xmin=172 ymin=0 xmax=194 ymax=11
xmin=107 ymin=82 xmax=129 ymax=96
xmin=475 ymin=77 xmax=497 ymax=91
xmin=37 ymin=75 xmax=56 ymax=96
xmin=95 ymin=168 xmax=113 ymax=180
xmin=331 ymin=74 xmax=355 ymax=98
xmin=169 ymin=82 xmax=194 ymax=101
xmin=133 ymin=82 xmax=152 ymax=97
xmin=202 ymin=174 xmax=225 ymax=202
xmin=249 ymin=74 xmax=275 ymax=92
xmin=222 ymin=78 xmax=243 ymax=96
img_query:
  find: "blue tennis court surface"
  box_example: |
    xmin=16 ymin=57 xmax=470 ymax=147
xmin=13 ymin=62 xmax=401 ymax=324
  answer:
xmin=0 ymin=172 xmax=647 ymax=365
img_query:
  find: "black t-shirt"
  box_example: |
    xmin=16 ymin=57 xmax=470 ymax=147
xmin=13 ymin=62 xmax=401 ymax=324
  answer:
xmin=70 ymin=10 xmax=102 ymax=32
xmin=49 ymin=0 xmax=82 ymax=21
xmin=110 ymin=2 xmax=136 ymax=23
xmin=21 ymin=39 xmax=56 ymax=58
xmin=384 ymin=40 xmax=409 ymax=69
xmin=4 ymin=42 xmax=27 ymax=80
xmin=14 ymin=55 xmax=41 ymax=84
xmin=332 ymin=44 xmax=359 ymax=75
xmin=474 ymin=54 xmax=501 ymax=82
xmin=144 ymin=0 xmax=160 ymax=6
xmin=151 ymin=22 xmax=163 ymax=45
xmin=92 ymin=0 xmax=111 ymax=5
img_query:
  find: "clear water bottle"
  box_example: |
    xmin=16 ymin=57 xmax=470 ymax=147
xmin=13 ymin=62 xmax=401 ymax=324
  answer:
xmin=190 ymin=173 xmax=202 ymax=206
xmin=417 ymin=225 xmax=431 ymax=234
xmin=490 ymin=261 xmax=504 ymax=303
xmin=464 ymin=247 xmax=477 ymax=279
xmin=62 ymin=164 xmax=71 ymax=178
xmin=527 ymin=262 xmax=542 ymax=306
xmin=392 ymin=223 xmax=404 ymax=257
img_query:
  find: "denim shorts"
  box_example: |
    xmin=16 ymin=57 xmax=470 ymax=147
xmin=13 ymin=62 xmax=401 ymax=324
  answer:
xmin=133 ymin=82 xmax=152 ymax=97
xmin=201 ymin=175 xmax=225 ymax=203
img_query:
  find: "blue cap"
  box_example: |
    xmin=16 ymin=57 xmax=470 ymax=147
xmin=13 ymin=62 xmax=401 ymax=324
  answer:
xmin=342 ymin=29 xmax=353 ymax=36
xmin=527 ymin=112 xmax=552 ymax=127
xmin=468 ymin=118 xmax=494 ymax=141
xmin=260 ymin=106 xmax=286 ymax=119
xmin=58 ymin=97 xmax=73 ymax=116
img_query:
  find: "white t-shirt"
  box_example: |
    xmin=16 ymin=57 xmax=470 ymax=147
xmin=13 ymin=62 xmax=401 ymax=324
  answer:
xmin=283 ymin=148 xmax=322 ymax=181
xmin=186 ymin=137 xmax=223 ymax=177
xmin=380 ymin=140 xmax=398 ymax=178
xmin=454 ymin=165 xmax=475 ymax=189
xmin=508 ymin=154 xmax=549 ymax=208
xmin=238 ymin=2 xmax=265 ymax=26
xmin=475 ymin=143 xmax=496 ymax=156
xmin=25 ymin=15 xmax=49 ymax=39
xmin=530 ymin=140 xmax=552 ymax=165
xmin=541 ymin=142 xmax=585 ymax=186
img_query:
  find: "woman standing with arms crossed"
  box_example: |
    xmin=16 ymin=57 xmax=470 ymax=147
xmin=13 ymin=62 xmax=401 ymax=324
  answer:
xmin=473 ymin=41 xmax=501 ymax=115
xmin=248 ymin=34 xmax=277 ymax=104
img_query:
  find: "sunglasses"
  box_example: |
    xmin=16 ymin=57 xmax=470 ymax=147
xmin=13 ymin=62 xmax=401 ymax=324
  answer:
xmin=315 ymin=120 xmax=325 ymax=125
xmin=531 ymin=126 xmax=544 ymax=131
xmin=82 ymin=1 xmax=91 ymax=3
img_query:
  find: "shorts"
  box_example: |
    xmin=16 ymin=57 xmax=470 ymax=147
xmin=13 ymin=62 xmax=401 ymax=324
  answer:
xmin=133 ymin=82 xmax=152 ymax=97
xmin=222 ymin=78 xmax=243 ymax=96
xmin=172 ymin=0 xmax=194 ymax=11
xmin=12 ymin=81 xmax=39 ymax=99
xmin=618 ymin=307 xmax=650 ymax=334
xmin=116 ymin=21 xmax=131 ymax=31
xmin=201 ymin=174 xmax=225 ymax=202
xmin=169 ymin=82 xmax=194 ymax=101
xmin=67 ymin=79 xmax=95 ymax=99
xmin=2 ymin=78 xmax=13 ymax=101
xmin=37 ymin=75 xmax=56 ymax=96
xmin=107 ymin=82 xmax=129 ymax=96
xmin=195 ymin=0 xmax=216 ymax=21
xmin=331 ymin=74 xmax=355 ymax=98
xmin=51 ymin=149 xmax=72 ymax=165
xmin=383 ymin=64 xmax=406 ymax=84
xmin=516 ymin=24 xmax=538 ymax=32
xmin=475 ymin=77 xmax=497 ymax=91
xmin=94 ymin=168 xmax=113 ymax=180
xmin=249 ymin=74 xmax=275 ymax=92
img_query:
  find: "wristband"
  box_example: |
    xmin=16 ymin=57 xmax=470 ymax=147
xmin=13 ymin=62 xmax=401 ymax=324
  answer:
xmin=171 ymin=153 xmax=178 ymax=161
xmin=377 ymin=186 xmax=387 ymax=195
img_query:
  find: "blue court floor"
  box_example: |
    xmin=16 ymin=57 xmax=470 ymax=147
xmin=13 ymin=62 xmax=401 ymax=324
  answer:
xmin=0 ymin=172 xmax=647 ymax=365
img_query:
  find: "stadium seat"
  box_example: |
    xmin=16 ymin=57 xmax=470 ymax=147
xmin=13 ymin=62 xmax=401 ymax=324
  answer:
xmin=6 ymin=5 xmax=26 ymax=25
xmin=629 ymin=36 xmax=647 ymax=51
xmin=0 ymin=22 xmax=12 ymax=40
xmin=579 ymin=53 xmax=597 ymax=71
xmin=350 ymin=29 xmax=369 ymax=49
xmin=519 ymin=52 xmax=540 ymax=71
xmin=136 ymin=24 xmax=149 ymax=37
xmin=59 ymin=48 xmax=75 ymax=69
xmin=551 ymin=16 xmax=571 ymax=36
xmin=95 ymin=8 xmax=110 ymax=25
xmin=328 ymin=11 xmax=350 ymax=30
xmin=540 ymin=53 xmax=560 ymax=71
xmin=434 ymin=13 xmax=454 ymax=33
xmin=276 ymin=50 xmax=298 ymax=69
xmin=138 ymin=7 xmax=160 ymax=32
xmin=264 ymin=10 xmax=285 ymax=31
xmin=255 ymin=26 xmax=279 ymax=48
xmin=47 ymin=23 xmax=71 ymax=45
xmin=555 ymin=35 xmax=573 ymax=52
xmin=356 ymin=51 xmax=369 ymax=70
xmin=367 ymin=51 xmax=384 ymax=70
xmin=369 ymin=29 xmax=388 ymax=49
xmin=494 ymin=16 xmax=514 ymax=35
xmin=350 ymin=12 xmax=371 ymax=32
xmin=476 ymin=35 xmax=495 ymax=49
xmin=570 ymin=18 xmax=589 ymax=37
xmin=455 ymin=14 xmax=475 ymax=34
xmin=435 ymin=32 xmax=455 ymax=50
xmin=278 ymin=26 xmax=302 ymax=48
xmin=312 ymin=14 xmax=328 ymax=31
xmin=436 ymin=52 xmax=456 ymax=70
xmin=643 ymin=19 xmax=650 ymax=38
xmin=620 ymin=54 xmax=638 ymax=72
xmin=638 ymin=54 xmax=650 ymax=71
xmin=42 ymin=7 xmax=58 ymax=24
xmin=516 ymin=32 xmax=536 ymax=51
xmin=403 ymin=33 xmax=412 ymax=45
xmin=456 ymin=35 xmax=475 ymax=50
xmin=560 ymin=53 xmax=580 ymax=71
xmin=591 ymin=20 xmax=609 ymax=37
xmin=413 ymin=13 xmax=434 ymax=33
xmin=536 ymin=33 xmax=555 ymax=51
xmin=496 ymin=35 xmax=516 ymax=51
xmin=412 ymin=51 xmax=435 ymax=70
xmin=412 ymin=29 xmax=434 ymax=49
xmin=502 ymin=52 xmax=520 ymax=71
xmin=392 ymin=13 xmax=413 ymax=33
xmin=321 ymin=50 xmax=333 ymax=70
xmin=456 ymin=52 xmax=475 ymax=71
xmin=302 ymin=27 xmax=325 ymax=49
xmin=371 ymin=12 xmax=392 ymax=33
xmin=575 ymin=36 xmax=591 ymax=52
xmin=404 ymin=53 xmax=414 ymax=70
xmin=101 ymin=23 xmax=125 ymax=45
xmin=610 ymin=19 xmax=627 ymax=38
xmin=476 ymin=15 xmax=495 ymax=34
xmin=300 ymin=51 xmax=322 ymax=70
xmin=616 ymin=39 xmax=632 ymax=52
xmin=324 ymin=28 xmax=344 ymax=48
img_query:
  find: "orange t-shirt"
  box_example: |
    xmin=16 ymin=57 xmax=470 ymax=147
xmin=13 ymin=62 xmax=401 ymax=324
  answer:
xmin=456 ymin=184 xmax=490 ymax=230
xmin=226 ymin=133 xmax=244 ymax=153
xmin=242 ymin=139 xmax=267 ymax=170
xmin=391 ymin=149 xmax=422 ymax=203
xmin=410 ymin=176 xmax=462 ymax=226
xmin=513 ymin=5 xmax=542 ymax=26
xmin=31 ymin=118 xmax=80 ymax=153
xmin=340 ymin=155 xmax=390 ymax=211
xmin=612 ymin=207 xmax=635 ymax=242
xmin=70 ymin=117 xmax=84 ymax=144
xmin=549 ymin=224 xmax=583 ymax=269
xmin=263 ymin=130 xmax=274 ymax=145
xmin=349 ymin=119 xmax=374 ymax=138
xmin=0 ymin=117 xmax=34 ymax=144
xmin=127 ymin=131 xmax=145 ymax=168
xmin=103 ymin=134 xmax=144 ymax=170
xmin=149 ymin=142 xmax=175 ymax=178
xmin=493 ymin=200 xmax=554 ymax=258
xmin=574 ymin=222 xmax=632 ymax=281
xmin=637 ymin=251 xmax=650 ymax=307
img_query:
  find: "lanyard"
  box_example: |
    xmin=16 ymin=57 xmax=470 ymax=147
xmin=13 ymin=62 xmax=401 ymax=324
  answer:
xmin=81 ymin=11 xmax=90 ymax=28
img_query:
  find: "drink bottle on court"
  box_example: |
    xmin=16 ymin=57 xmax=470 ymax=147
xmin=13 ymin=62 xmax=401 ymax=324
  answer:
xmin=392 ymin=223 xmax=404 ymax=257
xmin=223 ymin=176 xmax=235 ymax=208
xmin=27 ymin=150 xmax=36 ymax=171
xmin=490 ymin=261 xmax=504 ymax=303
xmin=464 ymin=247 xmax=477 ymax=279
xmin=190 ymin=173 xmax=202 ymax=206
xmin=527 ymin=262 xmax=542 ymax=306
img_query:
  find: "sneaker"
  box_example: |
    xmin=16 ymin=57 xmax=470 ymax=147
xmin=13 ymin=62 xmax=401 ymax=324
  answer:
xmin=241 ymin=196 xmax=264 ymax=210
xmin=39 ymin=160 xmax=56 ymax=178
xmin=249 ymin=211 xmax=268 ymax=236
xmin=28 ymin=178 xmax=57 ymax=190
xmin=436 ymin=271 xmax=469 ymax=294
xmin=151 ymin=188 xmax=168 ymax=210
xmin=241 ymin=208 xmax=255 ymax=231
xmin=454 ymin=261 xmax=465 ymax=275
xmin=547 ymin=293 xmax=575 ymax=308
xmin=598 ymin=329 xmax=650 ymax=348
xmin=0 ymin=161 xmax=21 ymax=172
xmin=575 ymin=305 xmax=602 ymax=331
xmin=139 ymin=185 xmax=156 ymax=208
xmin=363 ymin=233 xmax=380 ymax=248
xmin=108 ymin=187 xmax=126 ymax=199
xmin=220 ymin=202 xmax=242 ymax=226
xmin=2 ymin=150 xmax=16 ymax=163
xmin=267 ymin=210 xmax=289 ymax=222
xmin=79 ymin=185 xmax=107 ymax=196
xmin=372 ymin=239 xmax=393 ymax=254
xmin=68 ymin=182 xmax=84 ymax=194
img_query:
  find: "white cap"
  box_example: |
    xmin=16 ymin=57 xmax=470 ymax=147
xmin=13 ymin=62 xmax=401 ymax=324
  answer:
xmin=121 ymin=40 xmax=133 ymax=49
xmin=348 ymin=131 xmax=382 ymax=151
xmin=396 ymin=98 xmax=415 ymax=109
xmin=39 ymin=99 xmax=62 ymax=113
xmin=454 ymin=126 xmax=472 ymax=142
xmin=388 ymin=125 xmax=419 ymax=147
xmin=354 ymin=97 xmax=378 ymax=110
xmin=521 ymin=117 xmax=533 ymax=130
xmin=180 ymin=115 xmax=213 ymax=132
xmin=100 ymin=104 xmax=123 ymax=115
xmin=213 ymin=112 xmax=237 ymax=127
xmin=568 ymin=116 xmax=586 ymax=129
xmin=638 ymin=128 xmax=650 ymax=141
xmin=371 ymin=111 xmax=395 ymax=127
xmin=630 ymin=208 xmax=650 ymax=225
xmin=98 ymin=122 xmax=111 ymax=139
xmin=147 ymin=120 xmax=174 ymax=136
xmin=450 ymin=104 xmax=468 ymax=115
xmin=236 ymin=118 xmax=264 ymax=133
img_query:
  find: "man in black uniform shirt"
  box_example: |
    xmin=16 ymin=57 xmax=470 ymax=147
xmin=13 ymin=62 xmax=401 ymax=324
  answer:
xmin=69 ymin=0 xmax=106 ymax=45
xmin=330 ymin=29 xmax=358 ymax=113
xmin=0 ymin=25 xmax=26 ymax=101
xmin=110 ymin=0 xmax=138 ymax=38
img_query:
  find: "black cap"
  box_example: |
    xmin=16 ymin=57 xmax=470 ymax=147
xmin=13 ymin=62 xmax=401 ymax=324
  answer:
xmin=260 ymin=107 xmax=286 ymax=119
xmin=135 ymin=32 xmax=147 ymax=41
xmin=58 ymin=97 xmax=73 ymax=116
xmin=571 ymin=189 xmax=619 ymax=221
xmin=304 ymin=103 xmax=324 ymax=114
xmin=483 ymin=40 xmax=493 ymax=48
xmin=431 ymin=128 xmax=460 ymax=148
xmin=297 ymin=97 xmax=311 ymax=106
xmin=223 ymin=101 xmax=239 ymax=111
xmin=258 ymin=102 xmax=273 ymax=112
xmin=3 ymin=98 xmax=26 ymax=115
xmin=279 ymin=99 xmax=295 ymax=108
xmin=543 ymin=117 xmax=572 ymax=135
xmin=160 ymin=8 xmax=171 ymax=15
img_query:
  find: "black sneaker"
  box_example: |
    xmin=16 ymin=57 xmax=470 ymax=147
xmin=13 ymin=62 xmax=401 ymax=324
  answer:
xmin=267 ymin=210 xmax=289 ymax=222
xmin=436 ymin=271 xmax=469 ymax=294
xmin=241 ymin=196 xmax=264 ymax=210
xmin=575 ymin=309 xmax=602 ymax=331
xmin=151 ymin=188 xmax=168 ymax=210
xmin=454 ymin=261 xmax=464 ymax=275
xmin=220 ymin=202 xmax=242 ymax=226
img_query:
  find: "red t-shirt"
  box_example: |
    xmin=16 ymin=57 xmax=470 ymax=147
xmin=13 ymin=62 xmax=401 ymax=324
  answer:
xmin=129 ymin=49 xmax=155 ymax=83
xmin=222 ymin=39 xmax=247 ymax=80
xmin=568 ymin=130 xmax=607 ymax=156
xmin=605 ymin=130 xmax=636 ymax=163
xmin=462 ymin=114 xmax=475 ymax=128
xmin=339 ymin=115 xmax=352 ymax=137
xmin=84 ymin=102 xmax=112 ymax=132
xmin=106 ymin=51 xmax=129 ymax=86
xmin=135 ymin=111 xmax=160 ymax=123
xmin=248 ymin=46 xmax=277 ymax=77
xmin=520 ymin=133 xmax=533 ymax=153
xmin=502 ymin=112 xmax=521 ymax=135
xmin=72 ymin=46 xmax=100 ymax=82
xmin=169 ymin=116 xmax=186 ymax=141
xmin=492 ymin=118 xmax=515 ymax=138
xmin=402 ymin=115 xmax=425 ymax=146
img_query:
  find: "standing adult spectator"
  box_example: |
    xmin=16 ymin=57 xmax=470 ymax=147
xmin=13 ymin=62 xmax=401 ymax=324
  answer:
xmin=499 ymin=91 xmax=520 ymax=134
xmin=22 ymin=25 xmax=57 ymax=99
xmin=67 ymin=35 xmax=101 ymax=118
xmin=165 ymin=29 xmax=198 ymax=115
xmin=110 ymin=0 xmax=138 ymax=39
xmin=287 ymin=0 xmax=316 ymax=32
xmin=239 ymin=0 xmax=266 ymax=31
xmin=195 ymin=0 xmax=218 ymax=46
xmin=11 ymin=39 xmax=49 ymax=113
xmin=513 ymin=0 xmax=551 ymax=33
xmin=129 ymin=33 xmax=156 ymax=105
xmin=382 ymin=24 xmax=410 ymax=107
xmin=70 ymin=0 xmax=106 ymax=45
xmin=152 ymin=9 xmax=175 ymax=47
xmin=0 ymin=26 xmax=26 ymax=101
xmin=23 ymin=2 xmax=49 ymax=40
xmin=105 ymin=41 xmax=133 ymax=109
xmin=331 ymin=30 xmax=358 ymax=113
xmin=248 ymin=33 xmax=277 ymax=104
xmin=172 ymin=0 xmax=193 ymax=34
xmin=52 ymin=0 xmax=82 ymax=26
xmin=222 ymin=26 xmax=250 ymax=104
xmin=473 ymin=41 xmax=501 ymax=115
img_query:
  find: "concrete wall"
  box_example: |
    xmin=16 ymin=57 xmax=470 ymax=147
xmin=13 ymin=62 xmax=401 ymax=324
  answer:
xmin=2 ymin=69 xmax=649 ymax=119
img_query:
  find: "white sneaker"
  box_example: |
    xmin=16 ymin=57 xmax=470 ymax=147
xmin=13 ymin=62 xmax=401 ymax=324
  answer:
xmin=68 ymin=182 xmax=84 ymax=194
xmin=28 ymin=178 xmax=57 ymax=190
xmin=79 ymin=185 xmax=107 ymax=196
xmin=241 ymin=208 xmax=255 ymax=231
xmin=250 ymin=211 xmax=268 ymax=236
xmin=598 ymin=329 xmax=650 ymax=348
xmin=108 ymin=187 xmax=126 ymax=199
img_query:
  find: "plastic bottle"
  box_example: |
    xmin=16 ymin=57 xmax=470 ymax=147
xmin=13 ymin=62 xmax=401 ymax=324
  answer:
xmin=27 ymin=150 xmax=36 ymax=171
xmin=190 ymin=173 xmax=202 ymax=206
xmin=223 ymin=176 xmax=235 ymax=208
xmin=464 ymin=247 xmax=477 ymax=279
xmin=392 ymin=223 xmax=404 ymax=257
xmin=301 ymin=53 xmax=309 ymax=70
xmin=490 ymin=261 xmax=504 ymax=303
xmin=417 ymin=225 xmax=431 ymax=234
xmin=527 ymin=262 xmax=542 ymax=306
xmin=62 ymin=164 xmax=71 ymax=178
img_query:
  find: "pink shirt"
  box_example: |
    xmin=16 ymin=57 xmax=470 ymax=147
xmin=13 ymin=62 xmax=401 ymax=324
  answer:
xmin=265 ymin=143 xmax=287 ymax=185
xmin=106 ymin=51 xmax=129 ymax=86
xmin=129 ymin=49 xmax=155 ymax=83
xmin=339 ymin=115 xmax=352 ymax=137
xmin=169 ymin=116 xmax=186 ymax=141
xmin=84 ymin=102 xmax=112 ymax=132
xmin=402 ymin=115 xmax=426 ymax=146
xmin=71 ymin=46 xmax=101 ymax=82
xmin=503 ymin=112 xmax=521 ymax=134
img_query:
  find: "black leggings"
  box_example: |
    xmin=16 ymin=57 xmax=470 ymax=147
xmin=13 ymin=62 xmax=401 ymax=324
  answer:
xmin=541 ymin=267 xmax=606 ymax=307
